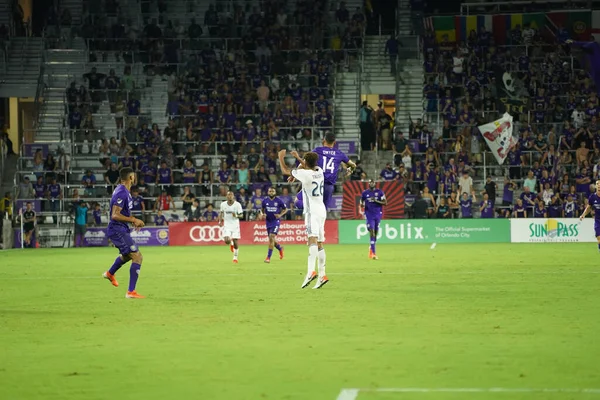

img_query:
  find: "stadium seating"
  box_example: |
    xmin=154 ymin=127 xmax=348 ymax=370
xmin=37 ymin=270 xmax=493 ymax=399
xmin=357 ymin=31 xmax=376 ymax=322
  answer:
xmin=11 ymin=0 xmax=363 ymax=227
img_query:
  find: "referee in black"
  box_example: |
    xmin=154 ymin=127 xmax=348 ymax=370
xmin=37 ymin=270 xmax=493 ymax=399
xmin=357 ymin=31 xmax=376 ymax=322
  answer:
xmin=22 ymin=202 xmax=36 ymax=248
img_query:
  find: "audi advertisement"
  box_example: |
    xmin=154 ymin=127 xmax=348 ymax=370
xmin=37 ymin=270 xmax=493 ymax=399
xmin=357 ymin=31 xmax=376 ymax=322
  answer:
xmin=169 ymin=221 xmax=339 ymax=246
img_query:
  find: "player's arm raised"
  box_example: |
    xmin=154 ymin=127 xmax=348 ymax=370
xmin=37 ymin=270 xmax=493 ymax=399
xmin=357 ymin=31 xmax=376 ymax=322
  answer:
xmin=278 ymin=150 xmax=292 ymax=176
xmin=111 ymin=204 xmax=144 ymax=228
xmin=289 ymin=150 xmax=304 ymax=168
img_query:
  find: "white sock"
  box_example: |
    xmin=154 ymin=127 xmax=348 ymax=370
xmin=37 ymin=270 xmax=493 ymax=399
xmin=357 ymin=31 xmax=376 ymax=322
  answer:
xmin=234 ymin=248 xmax=239 ymax=258
xmin=307 ymin=244 xmax=318 ymax=275
xmin=318 ymin=248 xmax=326 ymax=277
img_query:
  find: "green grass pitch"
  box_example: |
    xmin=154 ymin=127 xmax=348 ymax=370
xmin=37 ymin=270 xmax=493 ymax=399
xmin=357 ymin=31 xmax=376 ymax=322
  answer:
xmin=1 ymin=243 xmax=600 ymax=400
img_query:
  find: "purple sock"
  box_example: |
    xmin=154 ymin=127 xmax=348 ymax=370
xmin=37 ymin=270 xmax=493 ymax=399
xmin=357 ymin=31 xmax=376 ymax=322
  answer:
xmin=129 ymin=263 xmax=141 ymax=292
xmin=267 ymin=249 xmax=273 ymax=259
xmin=274 ymin=243 xmax=282 ymax=251
xmin=370 ymin=239 xmax=376 ymax=254
xmin=108 ymin=256 xmax=125 ymax=275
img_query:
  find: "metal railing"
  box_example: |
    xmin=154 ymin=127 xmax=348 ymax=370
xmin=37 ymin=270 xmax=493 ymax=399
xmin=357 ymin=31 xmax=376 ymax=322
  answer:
xmin=460 ymin=1 xmax=593 ymax=15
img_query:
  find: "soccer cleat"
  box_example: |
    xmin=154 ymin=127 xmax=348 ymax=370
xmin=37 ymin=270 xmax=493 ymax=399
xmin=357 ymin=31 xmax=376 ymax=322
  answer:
xmin=103 ymin=271 xmax=119 ymax=287
xmin=301 ymin=271 xmax=317 ymax=288
xmin=312 ymin=275 xmax=329 ymax=289
xmin=279 ymin=247 xmax=284 ymax=260
xmin=372 ymin=255 xmax=379 ymax=260
xmin=369 ymin=249 xmax=373 ymax=259
xmin=264 ymin=258 xmax=271 ymax=263
xmin=125 ymin=291 xmax=145 ymax=299
xmin=233 ymin=259 xmax=239 ymax=264
xmin=230 ymin=244 xmax=234 ymax=252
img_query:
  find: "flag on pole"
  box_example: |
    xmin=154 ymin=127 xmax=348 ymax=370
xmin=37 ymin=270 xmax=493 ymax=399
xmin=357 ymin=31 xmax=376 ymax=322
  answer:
xmin=478 ymin=113 xmax=517 ymax=165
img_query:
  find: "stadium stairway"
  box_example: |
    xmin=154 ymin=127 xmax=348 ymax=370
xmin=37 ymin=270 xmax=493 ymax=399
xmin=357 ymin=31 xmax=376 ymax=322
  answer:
xmin=59 ymin=0 xmax=83 ymax=26
xmin=361 ymin=36 xmax=395 ymax=92
xmin=334 ymin=71 xmax=360 ymax=142
xmin=38 ymin=42 xmax=88 ymax=143
xmin=0 ymin=37 xmax=43 ymax=96
xmin=395 ymin=58 xmax=424 ymax=133
xmin=361 ymin=150 xmax=394 ymax=179
xmin=394 ymin=0 xmax=424 ymax=133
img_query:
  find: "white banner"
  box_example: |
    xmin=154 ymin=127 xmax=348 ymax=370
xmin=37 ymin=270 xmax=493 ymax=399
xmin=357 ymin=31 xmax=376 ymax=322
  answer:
xmin=510 ymin=218 xmax=596 ymax=243
xmin=478 ymin=113 xmax=517 ymax=164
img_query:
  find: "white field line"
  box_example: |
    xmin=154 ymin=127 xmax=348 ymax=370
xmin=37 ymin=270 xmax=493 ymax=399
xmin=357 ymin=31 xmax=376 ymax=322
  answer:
xmin=336 ymin=387 xmax=600 ymax=399
xmin=1 ymin=270 xmax=600 ymax=280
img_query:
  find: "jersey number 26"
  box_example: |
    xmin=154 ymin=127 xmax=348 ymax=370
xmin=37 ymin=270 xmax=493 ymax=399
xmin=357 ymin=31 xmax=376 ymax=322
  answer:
xmin=312 ymin=181 xmax=324 ymax=197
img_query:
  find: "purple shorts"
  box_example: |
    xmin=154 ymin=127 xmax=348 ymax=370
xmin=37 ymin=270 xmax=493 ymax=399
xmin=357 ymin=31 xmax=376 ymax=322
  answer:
xmin=595 ymin=221 xmax=600 ymax=237
xmin=267 ymin=222 xmax=280 ymax=235
xmin=108 ymin=229 xmax=138 ymax=255
xmin=366 ymin=217 xmax=381 ymax=231
xmin=323 ymin=182 xmax=334 ymax=210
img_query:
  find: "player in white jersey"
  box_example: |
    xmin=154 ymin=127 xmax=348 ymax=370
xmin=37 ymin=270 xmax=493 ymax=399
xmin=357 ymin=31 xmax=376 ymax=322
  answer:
xmin=278 ymin=149 xmax=329 ymax=289
xmin=218 ymin=191 xmax=244 ymax=263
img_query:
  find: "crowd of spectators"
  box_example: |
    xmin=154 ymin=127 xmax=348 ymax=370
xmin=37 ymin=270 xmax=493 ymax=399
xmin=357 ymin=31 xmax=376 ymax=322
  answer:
xmin=391 ymin=16 xmax=600 ymax=219
xmin=20 ymin=0 xmax=368 ymax=225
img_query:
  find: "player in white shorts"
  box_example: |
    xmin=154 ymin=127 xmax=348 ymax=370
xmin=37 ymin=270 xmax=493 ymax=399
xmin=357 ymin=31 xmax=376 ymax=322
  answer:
xmin=219 ymin=191 xmax=244 ymax=264
xmin=278 ymin=149 xmax=328 ymax=289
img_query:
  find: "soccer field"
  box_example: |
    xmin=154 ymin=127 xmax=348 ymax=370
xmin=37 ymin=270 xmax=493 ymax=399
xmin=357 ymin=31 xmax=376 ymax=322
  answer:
xmin=1 ymin=243 xmax=600 ymax=400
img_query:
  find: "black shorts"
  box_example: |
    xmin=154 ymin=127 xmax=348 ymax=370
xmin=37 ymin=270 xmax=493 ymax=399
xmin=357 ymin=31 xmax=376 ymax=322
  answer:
xmin=75 ymin=224 xmax=87 ymax=235
xmin=24 ymin=223 xmax=34 ymax=233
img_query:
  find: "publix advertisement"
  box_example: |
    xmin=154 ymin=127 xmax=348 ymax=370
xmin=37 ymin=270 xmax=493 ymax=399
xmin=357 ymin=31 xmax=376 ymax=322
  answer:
xmin=338 ymin=219 xmax=510 ymax=244
xmin=510 ymin=218 xmax=595 ymax=243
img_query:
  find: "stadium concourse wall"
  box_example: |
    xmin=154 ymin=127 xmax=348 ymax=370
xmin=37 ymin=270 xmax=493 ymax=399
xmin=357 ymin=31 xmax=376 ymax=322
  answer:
xmin=11 ymin=219 xmax=596 ymax=248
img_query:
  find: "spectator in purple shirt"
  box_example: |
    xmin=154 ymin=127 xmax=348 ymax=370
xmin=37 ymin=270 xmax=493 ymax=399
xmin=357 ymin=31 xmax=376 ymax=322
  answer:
xmin=202 ymin=203 xmax=219 ymax=222
xmin=533 ymin=201 xmax=547 ymax=218
xmin=460 ymin=191 xmax=476 ymax=218
xmin=380 ymin=163 xmax=398 ymax=181
xmin=520 ymin=186 xmax=537 ymax=215
xmin=479 ymin=193 xmax=494 ymax=218
xmin=183 ymin=159 xmax=196 ymax=184
xmin=502 ymin=178 xmax=515 ymax=206
xmin=82 ymin=170 xmax=96 ymax=197
xmin=217 ymin=161 xmax=233 ymax=184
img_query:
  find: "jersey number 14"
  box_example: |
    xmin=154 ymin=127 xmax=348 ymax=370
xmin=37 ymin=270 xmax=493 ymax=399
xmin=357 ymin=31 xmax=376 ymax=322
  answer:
xmin=322 ymin=156 xmax=336 ymax=174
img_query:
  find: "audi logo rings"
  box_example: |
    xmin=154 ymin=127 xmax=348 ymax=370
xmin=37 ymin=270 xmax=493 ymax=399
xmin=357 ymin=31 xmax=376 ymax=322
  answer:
xmin=189 ymin=225 xmax=223 ymax=242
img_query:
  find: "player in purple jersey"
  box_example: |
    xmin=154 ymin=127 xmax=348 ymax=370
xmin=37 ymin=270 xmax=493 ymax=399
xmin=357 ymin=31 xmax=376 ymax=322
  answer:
xmin=580 ymin=180 xmax=600 ymax=250
xmin=359 ymin=180 xmax=387 ymax=260
xmin=259 ymin=187 xmax=288 ymax=263
xmin=102 ymin=167 xmax=146 ymax=299
xmin=291 ymin=132 xmax=356 ymax=211
xmin=294 ymin=191 xmax=303 ymax=220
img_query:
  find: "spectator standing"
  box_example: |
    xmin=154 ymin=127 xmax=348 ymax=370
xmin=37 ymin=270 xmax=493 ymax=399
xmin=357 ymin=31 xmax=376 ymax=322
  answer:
xmin=47 ymin=177 xmax=62 ymax=224
xmin=384 ymin=34 xmax=400 ymax=75
xmin=359 ymin=101 xmax=375 ymax=151
xmin=17 ymin=176 xmax=34 ymax=199
xmin=74 ymin=201 xmax=88 ymax=248
xmin=479 ymin=193 xmax=494 ymax=218
xmin=460 ymin=191 xmax=475 ymax=218
xmin=483 ymin=176 xmax=497 ymax=205
xmin=523 ymin=171 xmax=537 ymax=192
xmin=458 ymin=171 xmax=473 ymax=196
